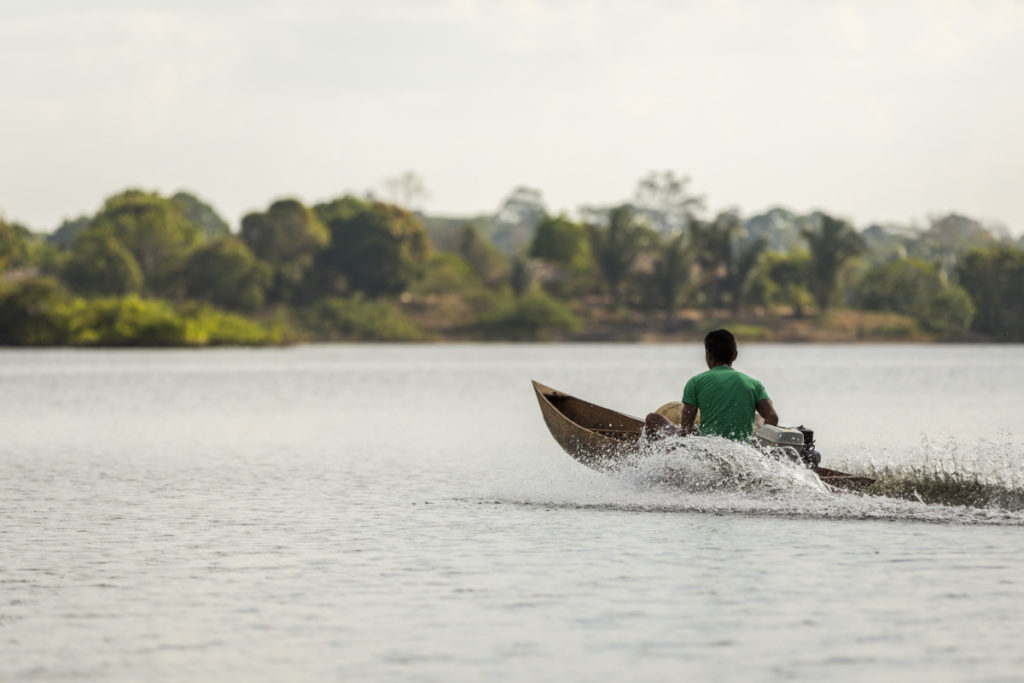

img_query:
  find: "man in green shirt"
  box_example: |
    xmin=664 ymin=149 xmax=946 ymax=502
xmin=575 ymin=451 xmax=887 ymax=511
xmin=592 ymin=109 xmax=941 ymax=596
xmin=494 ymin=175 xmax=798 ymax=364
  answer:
xmin=646 ymin=329 xmax=779 ymax=441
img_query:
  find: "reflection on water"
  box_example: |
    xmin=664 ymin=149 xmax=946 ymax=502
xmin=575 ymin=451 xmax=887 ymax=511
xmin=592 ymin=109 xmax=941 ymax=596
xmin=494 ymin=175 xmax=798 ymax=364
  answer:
xmin=3 ymin=344 xmax=1024 ymax=681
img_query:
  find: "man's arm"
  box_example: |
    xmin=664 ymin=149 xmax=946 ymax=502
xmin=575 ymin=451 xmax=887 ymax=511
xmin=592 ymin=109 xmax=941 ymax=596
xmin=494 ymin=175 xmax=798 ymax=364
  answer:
xmin=756 ymin=398 xmax=779 ymax=426
xmin=679 ymin=402 xmax=699 ymax=435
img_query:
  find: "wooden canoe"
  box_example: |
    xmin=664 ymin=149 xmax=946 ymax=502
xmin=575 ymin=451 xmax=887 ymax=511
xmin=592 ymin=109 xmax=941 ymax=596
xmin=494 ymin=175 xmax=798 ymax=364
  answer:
xmin=532 ymin=380 xmax=875 ymax=492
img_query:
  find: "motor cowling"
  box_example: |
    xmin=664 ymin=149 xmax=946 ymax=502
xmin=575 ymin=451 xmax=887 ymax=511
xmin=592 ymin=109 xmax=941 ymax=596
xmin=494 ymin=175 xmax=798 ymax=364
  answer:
xmin=754 ymin=424 xmax=821 ymax=468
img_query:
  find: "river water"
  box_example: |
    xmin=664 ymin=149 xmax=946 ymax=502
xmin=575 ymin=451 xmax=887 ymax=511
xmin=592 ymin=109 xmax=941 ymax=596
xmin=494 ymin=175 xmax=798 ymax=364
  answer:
xmin=2 ymin=344 xmax=1024 ymax=681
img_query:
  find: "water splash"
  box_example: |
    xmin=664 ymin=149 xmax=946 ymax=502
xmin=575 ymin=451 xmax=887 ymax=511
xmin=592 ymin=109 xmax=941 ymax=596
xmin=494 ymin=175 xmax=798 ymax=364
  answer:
xmin=496 ymin=435 xmax=1024 ymax=526
xmin=611 ymin=435 xmax=828 ymax=496
xmin=830 ymin=435 xmax=1024 ymax=511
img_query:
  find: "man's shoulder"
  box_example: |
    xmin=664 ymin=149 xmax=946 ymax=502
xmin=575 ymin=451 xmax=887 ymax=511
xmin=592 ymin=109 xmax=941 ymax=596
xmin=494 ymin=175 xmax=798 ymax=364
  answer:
xmin=685 ymin=369 xmax=716 ymax=385
xmin=733 ymin=369 xmax=763 ymax=384
xmin=699 ymin=367 xmax=765 ymax=389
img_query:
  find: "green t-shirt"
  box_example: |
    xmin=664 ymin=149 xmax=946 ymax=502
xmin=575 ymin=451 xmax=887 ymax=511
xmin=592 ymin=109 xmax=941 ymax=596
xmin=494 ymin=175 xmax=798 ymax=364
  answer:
xmin=682 ymin=365 xmax=770 ymax=440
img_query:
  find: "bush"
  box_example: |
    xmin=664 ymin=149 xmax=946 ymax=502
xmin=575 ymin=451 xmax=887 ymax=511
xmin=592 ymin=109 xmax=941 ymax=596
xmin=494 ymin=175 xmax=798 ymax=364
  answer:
xmin=301 ymin=296 xmax=424 ymax=341
xmin=180 ymin=304 xmax=284 ymax=345
xmin=473 ymin=289 xmax=582 ymax=340
xmin=0 ymin=277 xmax=283 ymax=346
xmin=67 ymin=296 xmax=187 ymax=345
xmin=856 ymin=258 xmax=975 ymax=337
xmin=920 ymin=285 xmax=975 ymax=337
xmin=0 ymin=277 xmax=74 ymax=345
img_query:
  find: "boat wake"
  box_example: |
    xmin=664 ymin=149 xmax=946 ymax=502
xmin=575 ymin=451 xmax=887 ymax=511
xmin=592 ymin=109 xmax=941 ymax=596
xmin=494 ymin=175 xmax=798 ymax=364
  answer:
xmin=493 ymin=435 xmax=1024 ymax=526
xmin=829 ymin=435 xmax=1024 ymax=512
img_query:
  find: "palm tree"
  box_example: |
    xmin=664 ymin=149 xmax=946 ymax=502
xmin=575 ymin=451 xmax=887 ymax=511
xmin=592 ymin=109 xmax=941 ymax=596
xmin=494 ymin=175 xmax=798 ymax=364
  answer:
xmin=800 ymin=212 xmax=865 ymax=311
xmin=726 ymin=237 xmax=767 ymax=314
xmin=651 ymin=233 xmax=690 ymax=327
xmin=589 ymin=205 xmax=644 ymax=307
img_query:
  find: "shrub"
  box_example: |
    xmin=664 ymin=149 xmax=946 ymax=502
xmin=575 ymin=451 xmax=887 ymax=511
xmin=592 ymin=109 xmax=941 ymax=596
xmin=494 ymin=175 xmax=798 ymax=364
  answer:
xmin=302 ymin=296 xmax=424 ymax=341
xmin=473 ymin=289 xmax=582 ymax=340
xmin=0 ymin=277 xmax=74 ymax=345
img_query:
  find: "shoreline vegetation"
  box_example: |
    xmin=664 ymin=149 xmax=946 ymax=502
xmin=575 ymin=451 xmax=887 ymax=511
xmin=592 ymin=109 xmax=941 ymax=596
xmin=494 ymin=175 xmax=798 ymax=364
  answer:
xmin=3 ymin=173 xmax=1023 ymax=346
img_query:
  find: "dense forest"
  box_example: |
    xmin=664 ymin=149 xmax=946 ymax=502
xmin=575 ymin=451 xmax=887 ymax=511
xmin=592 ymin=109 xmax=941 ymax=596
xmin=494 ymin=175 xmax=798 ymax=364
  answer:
xmin=2 ymin=172 xmax=1023 ymax=346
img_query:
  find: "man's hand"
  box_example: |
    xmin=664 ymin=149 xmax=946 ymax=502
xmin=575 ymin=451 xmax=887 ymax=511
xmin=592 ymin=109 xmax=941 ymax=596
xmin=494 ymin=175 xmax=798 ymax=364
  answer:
xmin=756 ymin=398 xmax=779 ymax=426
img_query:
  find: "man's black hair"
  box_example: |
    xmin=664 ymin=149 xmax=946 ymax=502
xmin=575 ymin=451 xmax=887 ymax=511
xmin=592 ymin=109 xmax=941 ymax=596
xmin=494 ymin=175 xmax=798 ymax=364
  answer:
xmin=704 ymin=329 xmax=737 ymax=365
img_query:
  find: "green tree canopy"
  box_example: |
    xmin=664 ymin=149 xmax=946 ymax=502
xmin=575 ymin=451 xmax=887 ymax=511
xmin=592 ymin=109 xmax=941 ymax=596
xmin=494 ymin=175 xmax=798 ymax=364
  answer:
xmin=957 ymin=246 xmax=1024 ymax=340
xmin=856 ymin=258 xmax=939 ymax=316
xmin=0 ymin=277 xmax=72 ymax=345
xmin=49 ymin=216 xmax=92 ymax=247
xmin=0 ymin=219 xmax=29 ymax=271
xmin=85 ymin=190 xmax=203 ymax=293
xmin=241 ymin=198 xmax=329 ymax=300
xmin=530 ymin=215 xmax=591 ymax=268
xmin=171 ymin=191 xmax=231 ymax=238
xmin=313 ymin=196 xmax=430 ymax=297
xmin=856 ymin=258 xmax=974 ymax=336
xmin=457 ymin=223 xmax=508 ymax=284
xmin=589 ymin=205 xmax=647 ymax=306
xmin=747 ymin=250 xmax=813 ymax=317
xmin=62 ymin=232 xmax=144 ymax=296
xmin=649 ymin=233 xmax=691 ymax=324
xmin=690 ymin=210 xmax=765 ymax=312
xmin=178 ymin=236 xmax=272 ymax=312
xmin=800 ymin=212 xmax=865 ymax=311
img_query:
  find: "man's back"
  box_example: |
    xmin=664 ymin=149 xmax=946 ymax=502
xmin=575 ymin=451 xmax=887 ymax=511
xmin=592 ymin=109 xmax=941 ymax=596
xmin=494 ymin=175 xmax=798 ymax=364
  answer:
xmin=682 ymin=365 xmax=769 ymax=440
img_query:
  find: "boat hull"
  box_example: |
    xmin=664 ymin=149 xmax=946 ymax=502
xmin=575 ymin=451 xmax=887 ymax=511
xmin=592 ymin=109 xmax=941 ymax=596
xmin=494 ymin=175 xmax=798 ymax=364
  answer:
xmin=532 ymin=380 xmax=874 ymax=492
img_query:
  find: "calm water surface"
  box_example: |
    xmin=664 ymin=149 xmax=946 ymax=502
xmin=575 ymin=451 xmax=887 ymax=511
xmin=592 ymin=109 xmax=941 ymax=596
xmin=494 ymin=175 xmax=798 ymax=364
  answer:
xmin=2 ymin=344 xmax=1024 ymax=681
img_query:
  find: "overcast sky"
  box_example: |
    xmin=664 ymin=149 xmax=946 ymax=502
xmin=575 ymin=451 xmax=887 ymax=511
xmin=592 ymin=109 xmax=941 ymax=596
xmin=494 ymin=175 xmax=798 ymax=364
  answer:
xmin=3 ymin=0 xmax=1023 ymax=233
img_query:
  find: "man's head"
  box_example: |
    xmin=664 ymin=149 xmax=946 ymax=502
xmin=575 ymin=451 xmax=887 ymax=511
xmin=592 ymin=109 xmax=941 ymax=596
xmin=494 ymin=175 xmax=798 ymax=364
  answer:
xmin=704 ymin=329 xmax=738 ymax=368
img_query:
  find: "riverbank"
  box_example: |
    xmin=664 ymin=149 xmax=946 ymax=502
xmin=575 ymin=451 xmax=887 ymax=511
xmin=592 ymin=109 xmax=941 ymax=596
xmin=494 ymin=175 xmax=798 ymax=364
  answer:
xmin=0 ymin=276 xmax=988 ymax=346
xmin=403 ymin=296 xmax=963 ymax=344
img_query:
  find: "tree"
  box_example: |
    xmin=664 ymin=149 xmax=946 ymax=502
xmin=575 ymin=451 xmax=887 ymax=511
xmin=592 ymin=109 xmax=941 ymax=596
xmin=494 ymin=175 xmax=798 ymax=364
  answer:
xmin=922 ymin=286 xmax=975 ymax=337
xmin=491 ymin=186 xmax=547 ymax=254
xmin=458 ymin=223 xmax=508 ymax=284
xmin=178 ymin=237 xmax=272 ymax=312
xmin=855 ymin=258 xmax=939 ymax=316
xmin=241 ymin=199 xmax=329 ymax=301
xmin=509 ymin=256 xmax=532 ymax=298
xmin=474 ymin=289 xmax=581 ymax=340
xmin=745 ymin=207 xmax=801 ymax=252
xmin=589 ymin=204 xmax=646 ymax=307
xmin=633 ymin=170 xmax=705 ymax=235
xmin=690 ymin=210 xmax=765 ymax=312
xmin=86 ymin=190 xmax=203 ymax=294
xmin=382 ymin=171 xmax=428 ymax=209
xmin=530 ymin=215 xmax=590 ymax=268
xmin=62 ymin=232 xmax=144 ymax=296
xmin=0 ymin=219 xmax=28 ymax=271
xmin=747 ymin=250 xmax=813 ymax=317
xmin=799 ymin=212 xmax=864 ymax=311
xmin=0 ymin=277 xmax=72 ymax=345
xmin=856 ymin=258 xmax=974 ymax=335
xmin=908 ymin=213 xmax=996 ymax=276
xmin=49 ymin=216 xmax=92 ymax=247
xmin=957 ymin=246 xmax=1024 ymax=340
xmin=650 ymin=233 xmax=690 ymax=325
xmin=171 ymin=191 xmax=231 ymax=238
xmin=727 ymin=237 xmax=767 ymax=314
xmin=313 ymin=196 xmax=430 ymax=297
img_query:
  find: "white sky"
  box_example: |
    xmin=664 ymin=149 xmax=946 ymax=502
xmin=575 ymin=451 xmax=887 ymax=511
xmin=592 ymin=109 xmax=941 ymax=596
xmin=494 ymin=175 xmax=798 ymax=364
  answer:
xmin=2 ymin=0 xmax=1024 ymax=233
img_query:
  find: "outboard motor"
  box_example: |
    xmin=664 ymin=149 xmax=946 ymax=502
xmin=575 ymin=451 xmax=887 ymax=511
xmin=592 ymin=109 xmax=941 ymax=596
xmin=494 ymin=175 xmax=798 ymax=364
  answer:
xmin=795 ymin=426 xmax=822 ymax=467
xmin=754 ymin=424 xmax=821 ymax=468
